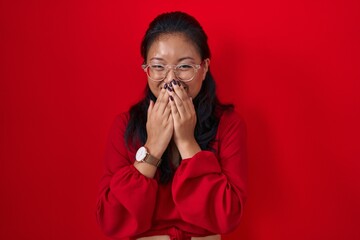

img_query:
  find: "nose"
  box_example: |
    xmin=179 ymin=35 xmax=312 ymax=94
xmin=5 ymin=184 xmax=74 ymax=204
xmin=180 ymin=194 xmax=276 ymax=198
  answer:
xmin=163 ymin=68 xmax=177 ymax=83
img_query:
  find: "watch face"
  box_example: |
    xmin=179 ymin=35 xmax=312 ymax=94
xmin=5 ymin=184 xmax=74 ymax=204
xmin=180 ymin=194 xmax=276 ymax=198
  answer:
xmin=135 ymin=146 xmax=147 ymax=161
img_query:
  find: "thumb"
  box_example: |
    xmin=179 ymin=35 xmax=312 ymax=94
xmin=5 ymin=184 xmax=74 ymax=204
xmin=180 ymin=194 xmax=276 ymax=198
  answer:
xmin=148 ymin=100 xmax=154 ymax=115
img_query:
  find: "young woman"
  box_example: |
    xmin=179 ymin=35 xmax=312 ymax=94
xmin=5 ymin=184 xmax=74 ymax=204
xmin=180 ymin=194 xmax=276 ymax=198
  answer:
xmin=96 ymin=11 xmax=248 ymax=240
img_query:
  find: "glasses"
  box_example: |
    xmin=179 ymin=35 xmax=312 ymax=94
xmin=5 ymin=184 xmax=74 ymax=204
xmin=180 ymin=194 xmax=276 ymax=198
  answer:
xmin=141 ymin=63 xmax=202 ymax=82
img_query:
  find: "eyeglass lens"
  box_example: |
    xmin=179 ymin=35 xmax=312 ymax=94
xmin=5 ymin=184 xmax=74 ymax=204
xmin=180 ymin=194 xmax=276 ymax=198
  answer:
xmin=146 ymin=65 xmax=196 ymax=81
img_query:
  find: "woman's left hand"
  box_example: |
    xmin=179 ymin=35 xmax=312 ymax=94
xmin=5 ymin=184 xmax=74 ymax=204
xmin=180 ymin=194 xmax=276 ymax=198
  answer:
xmin=167 ymin=80 xmax=201 ymax=159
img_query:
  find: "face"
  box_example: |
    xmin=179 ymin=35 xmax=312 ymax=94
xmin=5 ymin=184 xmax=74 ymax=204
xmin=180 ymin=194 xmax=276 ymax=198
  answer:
xmin=145 ymin=33 xmax=209 ymax=98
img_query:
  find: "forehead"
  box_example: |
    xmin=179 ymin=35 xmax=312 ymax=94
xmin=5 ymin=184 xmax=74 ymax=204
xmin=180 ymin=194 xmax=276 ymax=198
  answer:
xmin=147 ymin=33 xmax=201 ymax=61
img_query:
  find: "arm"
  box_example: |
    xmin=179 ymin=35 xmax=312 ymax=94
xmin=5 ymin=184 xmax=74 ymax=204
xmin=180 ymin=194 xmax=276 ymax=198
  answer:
xmin=134 ymin=90 xmax=174 ymax=178
xmin=96 ymin=113 xmax=158 ymax=238
xmin=172 ymin=111 xmax=248 ymax=234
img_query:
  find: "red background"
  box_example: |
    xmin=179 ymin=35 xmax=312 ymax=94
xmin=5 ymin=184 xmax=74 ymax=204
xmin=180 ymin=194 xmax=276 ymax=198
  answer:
xmin=1 ymin=0 xmax=360 ymax=239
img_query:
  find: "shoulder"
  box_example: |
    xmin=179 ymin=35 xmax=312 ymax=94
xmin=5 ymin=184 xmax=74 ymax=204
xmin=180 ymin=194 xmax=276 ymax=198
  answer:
xmin=113 ymin=111 xmax=130 ymax=126
xmin=219 ymin=108 xmax=245 ymax=127
xmin=114 ymin=111 xmax=130 ymax=125
xmin=109 ymin=111 xmax=130 ymax=134
xmin=217 ymin=109 xmax=247 ymax=137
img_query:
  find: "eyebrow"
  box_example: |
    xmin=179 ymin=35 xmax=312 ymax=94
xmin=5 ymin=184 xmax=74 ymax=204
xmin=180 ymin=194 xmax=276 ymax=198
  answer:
xmin=178 ymin=57 xmax=195 ymax=61
xmin=149 ymin=57 xmax=196 ymax=62
xmin=149 ymin=57 xmax=165 ymax=61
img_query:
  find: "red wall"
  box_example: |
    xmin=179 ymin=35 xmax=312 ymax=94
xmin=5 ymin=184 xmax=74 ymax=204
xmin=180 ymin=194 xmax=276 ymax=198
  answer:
xmin=1 ymin=0 xmax=359 ymax=239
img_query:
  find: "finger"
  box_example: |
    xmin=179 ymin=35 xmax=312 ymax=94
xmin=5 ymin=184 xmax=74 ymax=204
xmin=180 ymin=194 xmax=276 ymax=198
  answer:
xmin=157 ymin=90 xmax=170 ymax=114
xmin=154 ymin=88 xmax=166 ymax=112
xmin=169 ymin=95 xmax=181 ymax=120
xmin=167 ymin=109 xmax=174 ymax=128
xmin=148 ymin=100 xmax=154 ymax=116
xmin=169 ymin=92 xmax=187 ymax=119
xmin=167 ymin=100 xmax=173 ymax=119
xmin=171 ymin=81 xmax=194 ymax=112
xmin=162 ymin=100 xmax=171 ymax=117
xmin=188 ymin=97 xmax=195 ymax=112
xmin=172 ymin=80 xmax=188 ymax=101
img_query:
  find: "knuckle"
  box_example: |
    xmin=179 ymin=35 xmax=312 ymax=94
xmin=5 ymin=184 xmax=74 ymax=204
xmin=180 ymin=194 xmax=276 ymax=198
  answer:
xmin=160 ymin=97 xmax=167 ymax=104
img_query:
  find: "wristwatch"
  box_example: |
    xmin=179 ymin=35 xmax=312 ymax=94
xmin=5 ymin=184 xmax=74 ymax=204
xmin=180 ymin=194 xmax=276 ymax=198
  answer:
xmin=135 ymin=146 xmax=162 ymax=167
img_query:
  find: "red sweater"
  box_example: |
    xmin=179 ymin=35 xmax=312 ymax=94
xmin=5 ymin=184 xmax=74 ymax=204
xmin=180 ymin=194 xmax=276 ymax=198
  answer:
xmin=96 ymin=110 xmax=248 ymax=240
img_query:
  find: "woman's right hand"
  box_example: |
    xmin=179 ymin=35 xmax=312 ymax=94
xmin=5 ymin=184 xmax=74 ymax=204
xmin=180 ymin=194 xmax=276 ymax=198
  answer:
xmin=145 ymin=88 xmax=173 ymax=159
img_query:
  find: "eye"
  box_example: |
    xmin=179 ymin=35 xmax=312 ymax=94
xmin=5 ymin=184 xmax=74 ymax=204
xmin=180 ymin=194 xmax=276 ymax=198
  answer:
xmin=177 ymin=64 xmax=193 ymax=70
xmin=150 ymin=64 xmax=165 ymax=71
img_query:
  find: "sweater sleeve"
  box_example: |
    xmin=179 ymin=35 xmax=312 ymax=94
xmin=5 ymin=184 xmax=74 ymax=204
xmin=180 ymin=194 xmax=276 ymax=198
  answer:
xmin=172 ymin=111 xmax=248 ymax=234
xmin=96 ymin=113 xmax=158 ymax=238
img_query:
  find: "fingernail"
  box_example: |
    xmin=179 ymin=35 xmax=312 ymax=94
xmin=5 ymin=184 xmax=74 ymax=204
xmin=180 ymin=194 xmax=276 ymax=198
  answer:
xmin=169 ymin=96 xmax=174 ymax=101
xmin=172 ymin=79 xmax=177 ymax=85
xmin=164 ymin=83 xmax=168 ymax=89
xmin=177 ymin=81 xmax=181 ymax=86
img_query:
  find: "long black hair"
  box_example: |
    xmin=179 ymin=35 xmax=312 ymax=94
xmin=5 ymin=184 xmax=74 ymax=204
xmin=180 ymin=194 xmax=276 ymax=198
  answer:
xmin=125 ymin=11 xmax=233 ymax=184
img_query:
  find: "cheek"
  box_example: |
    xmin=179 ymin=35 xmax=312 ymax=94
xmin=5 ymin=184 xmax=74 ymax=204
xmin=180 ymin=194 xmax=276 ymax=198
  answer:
xmin=148 ymin=81 xmax=162 ymax=97
xmin=185 ymin=80 xmax=203 ymax=98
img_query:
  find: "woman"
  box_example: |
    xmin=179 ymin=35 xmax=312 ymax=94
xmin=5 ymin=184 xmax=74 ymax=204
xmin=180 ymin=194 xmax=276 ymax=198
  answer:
xmin=96 ymin=11 xmax=248 ymax=240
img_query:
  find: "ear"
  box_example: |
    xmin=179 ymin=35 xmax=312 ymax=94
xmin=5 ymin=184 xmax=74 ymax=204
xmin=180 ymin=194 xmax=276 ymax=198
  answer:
xmin=201 ymin=58 xmax=210 ymax=81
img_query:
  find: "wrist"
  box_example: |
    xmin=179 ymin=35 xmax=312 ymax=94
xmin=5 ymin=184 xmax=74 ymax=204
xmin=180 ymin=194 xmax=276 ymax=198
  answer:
xmin=177 ymin=138 xmax=201 ymax=159
xmin=133 ymin=162 xmax=157 ymax=178
xmin=144 ymin=142 xmax=164 ymax=159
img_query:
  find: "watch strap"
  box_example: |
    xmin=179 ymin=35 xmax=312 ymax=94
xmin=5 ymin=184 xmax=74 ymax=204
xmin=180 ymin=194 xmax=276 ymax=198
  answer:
xmin=144 ymin=153 xmax=162 ymax=167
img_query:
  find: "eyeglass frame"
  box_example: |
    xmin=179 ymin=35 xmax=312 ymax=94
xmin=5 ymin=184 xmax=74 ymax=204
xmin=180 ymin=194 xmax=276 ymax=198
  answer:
xmin=141 ymin=62 xmax=203 ymax=82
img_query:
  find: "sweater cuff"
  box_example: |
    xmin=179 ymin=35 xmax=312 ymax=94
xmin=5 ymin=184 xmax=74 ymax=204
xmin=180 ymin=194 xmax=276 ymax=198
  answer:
xmin=109 ymin=165 xmax=158 ymax=203
xmin=175 ymin=151 xmax=222 ymax=179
